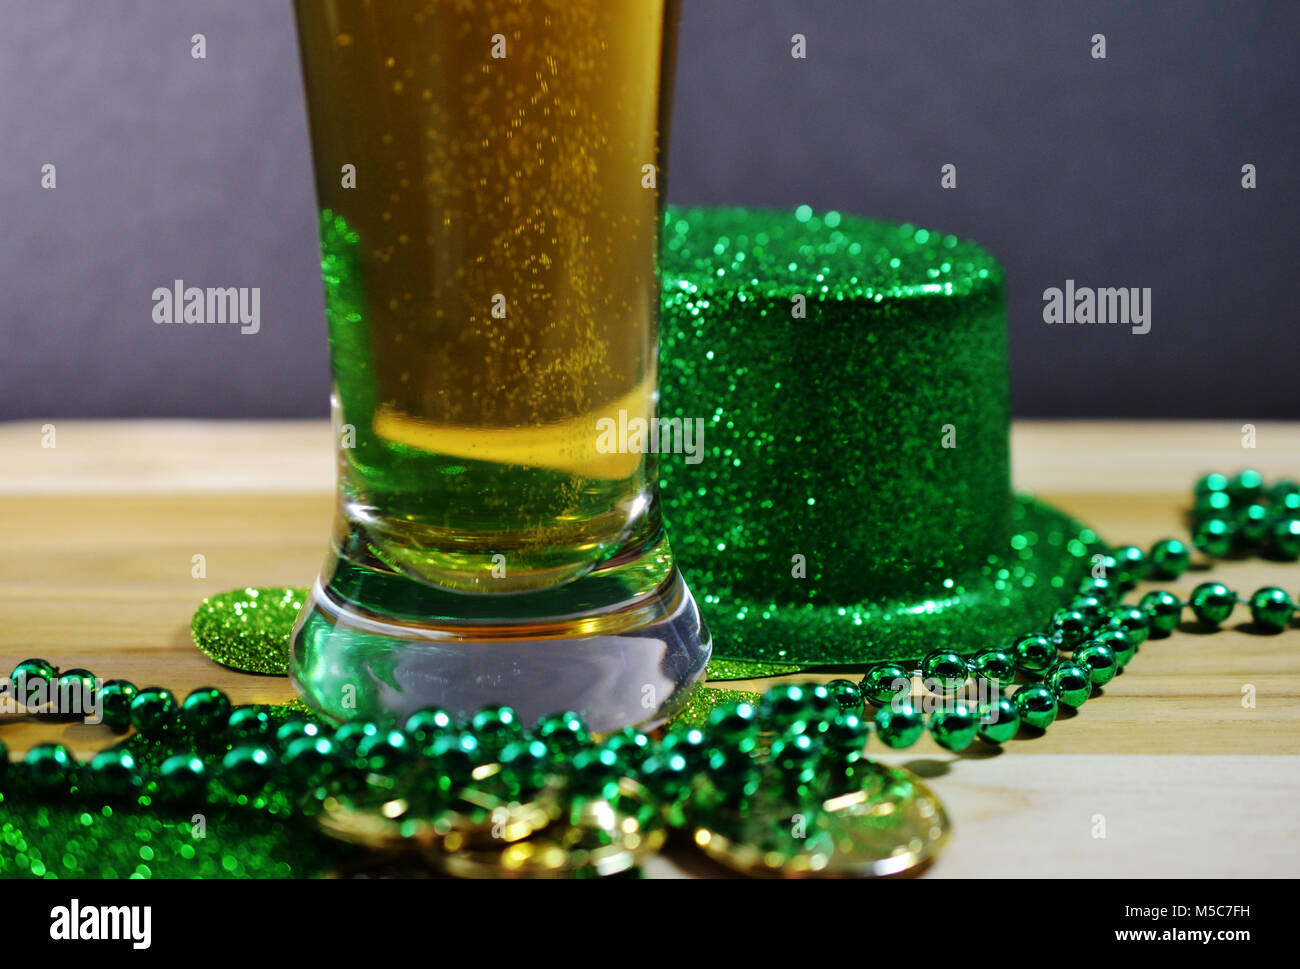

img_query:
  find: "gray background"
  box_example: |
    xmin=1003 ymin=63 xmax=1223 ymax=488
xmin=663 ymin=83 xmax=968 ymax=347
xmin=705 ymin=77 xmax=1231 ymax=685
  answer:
xmin=2 ymin=0 xmax=1296 ymax=421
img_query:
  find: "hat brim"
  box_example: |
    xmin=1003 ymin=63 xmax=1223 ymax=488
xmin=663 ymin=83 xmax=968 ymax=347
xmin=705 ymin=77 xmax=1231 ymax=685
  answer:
xmin=698 ymin=494 xmax=1108 ymax=678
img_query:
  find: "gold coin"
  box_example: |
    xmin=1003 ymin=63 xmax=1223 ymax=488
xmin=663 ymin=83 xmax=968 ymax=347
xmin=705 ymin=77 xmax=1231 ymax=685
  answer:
xmin=691 ymin=761 xmax=950 ymax=878
xmin=438 ymin=777 xmax=666 ymax=879
xmin=316 ymin=796 xmax=431 ymax=851
xmin=316 ymin=769 xmax=559 ymax=853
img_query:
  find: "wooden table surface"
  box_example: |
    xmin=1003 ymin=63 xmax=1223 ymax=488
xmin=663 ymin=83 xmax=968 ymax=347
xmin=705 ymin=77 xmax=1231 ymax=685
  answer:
xmin=2 ymin=419 xmax=1298 ymax=877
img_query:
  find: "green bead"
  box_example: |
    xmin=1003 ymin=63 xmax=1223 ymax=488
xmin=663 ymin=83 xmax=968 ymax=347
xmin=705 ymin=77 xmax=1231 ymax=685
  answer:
xmin=1270 ymin=478 xmax=1300 ymax=500
xmin=179 ymin=687 xmax=232 ymax=733
xmin=1013 ymin=684 xmax=1058 ymax=729
xmin=1106 ymin=605 xmax=1151 ymax=648
xmin=1090 ymin=560 xmax=1120 ymax=596
xmin=87 ymin=749 xmax=142 ymax=797
xmin=1271 ymin=517 xmax=1300 ymax=560
xmin=1012 ymin=634 xmax=1057 ymax=674
xmin=24 ymin=743 xmax=74 ymax=791
xmin=98 ymin=680 xmax=138 ymax=732
xmin=970 ymin=648 xmax=1017 ymax=689
xmin=1248 ymin=587 xmax=1294 ymax=632
xmin=274 ymin=718 xmax=322 ymax=750
xmin=928 ymin=704 xmax=978 ymax=752
xmin=821 ymin=711 xmax=869 ymax=762
xmin=661 ymin=726 xmax=709 ymax=770
xmin=129 ymin=687 xmax=177 ymax=733
xmin=1078 ymin=575 xmax=1118 ymax=605
xmin=333 ymin=719 xmax=381 ymax=755
xmin=1149 ymin=539 xmax=1191 ymax=579
xmin=1047 ymin=662 xmax=1093 ymax=708
xmin=640 ymin=750 xmax=692 ymax=800
xmin=824 ymin=678 xmax=864 ymax=713
xmin=705 ymin=746 xmax=761 ymax=799
xmin=532 ymin=711 xmax=590 ymax=756
xmin=1272 ymin=482 xmax=1300 ymax=514
xmin=11 ymin=658 xmax=57 ymax=706
xmin=1048 ymin=609 xmax=1091 ymax=650
xmin=11 ymin=657 xmax=56 ymax=682
xmin=601 ymin=728 xmax=653 ymax=774
xmin=1068 ymin=595 xmax=1107 ymax=629
xmin=1191 ymin=518 xmax=1235 ymax=558
xmin=1107 ymin=541 xmax=1149 ymax=585
xmin=1226 ymin=469 xmax=1264 ymax=503
xmin=801 ymin=683 xmax=840 ymax=732
xmin=469 ymin=705 xmax=523 ymax=755
xmin=768 ymin=731 xmax=819 ymax=764
xmin=156 ymin=754 xmax=209 ymax=801
xmin=859 ymin=663 xmax=912 ymax=706
xmin=919 ymin=649 xmax=969 ymax=696
xmin=1194 ymin=472 xmax=1229 ymax=497
xmin=1090 ymin=554 xmax=1120 ymax=584
xmin=568 ymin=747 xmax=622 ymax=800
xmin=426 ymin=731 xmax=482 ymax=788
xmin=758 ymin=682 xmax=830 ymax=732
xmin=225 ymin=705 xmax=273 ymax=741
xmin=1089 ymin=628 xmax=1136 ymax=667
xmin=1074 ymin=641 xmax=1118 ymax=686
xmin=1139 ymin=590 xmax=1183 ymax=636
xmin=498 ymin=739 xmax=553 ymax=796
xmin=1192 ymin=491 xmax=1232 ymax=519
xmin=704 ymin=702 xmax=760 ymax=754
xmin=1235 ymin=503 xmax=1272 ymax=545
xmin=768 ymin=732 xmax=823 ymax=791
xmin=220 ymin=746 xmax=276 ymax=794
xmin=757 ymin=682 xmax=806 ymax=729
xmin=872 ymin=703 xmax=925 ymax=749
xmin=403 ymin=707 xmax=455 ymax=745
xmin=55 ymin=669 xmax=97 ymax=712
xmin=356 ymin=729 xmax=413 ymax=773
xmin=976 ymin=696 xmax=1021 ymax=744
xmin=282 ymin=737 xmax=337 ymax=786
xmin=581 ymin=745 xmax=622 ymax=776
xmin=1189 ymin=581 xmax=1237 ymax=626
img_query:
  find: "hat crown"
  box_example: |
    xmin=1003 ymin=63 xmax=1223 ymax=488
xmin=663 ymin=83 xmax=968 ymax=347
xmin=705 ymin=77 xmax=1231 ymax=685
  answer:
xmin=659 ymin=206 xmax=1011 ymax=606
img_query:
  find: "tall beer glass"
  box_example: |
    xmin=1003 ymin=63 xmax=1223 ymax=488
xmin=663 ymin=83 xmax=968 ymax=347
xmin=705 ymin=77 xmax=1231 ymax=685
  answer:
xmin=289 ymin=0 xmax=709 ymax=730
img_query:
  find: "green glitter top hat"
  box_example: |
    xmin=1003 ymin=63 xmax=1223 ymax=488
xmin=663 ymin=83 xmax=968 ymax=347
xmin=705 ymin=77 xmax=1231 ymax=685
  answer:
xmin=656 ymin=205 xmax=1107 ymax=665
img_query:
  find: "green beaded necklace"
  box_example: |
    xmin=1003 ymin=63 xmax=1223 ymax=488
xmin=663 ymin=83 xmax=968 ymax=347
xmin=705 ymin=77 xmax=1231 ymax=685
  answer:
xmin=2 ymin=471 xmax=1297 ymax=877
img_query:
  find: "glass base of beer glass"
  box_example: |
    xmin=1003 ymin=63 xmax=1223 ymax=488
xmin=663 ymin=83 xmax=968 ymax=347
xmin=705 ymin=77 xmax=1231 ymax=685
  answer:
xmin=289 ymin=563 xmax=711 ymax=734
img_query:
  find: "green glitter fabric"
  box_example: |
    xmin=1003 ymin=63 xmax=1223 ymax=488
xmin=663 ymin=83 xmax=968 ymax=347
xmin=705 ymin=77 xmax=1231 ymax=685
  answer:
xmin=703 ymin=658 xmax=809 ymax=681
xmin=0 ymin=792 xmax=350 ymax=879
xmin=191 ymin=587 xmax=303 ymax=675
xmin=665 ymin=686 xmax=762 ymax=729
xmin=656 ymin=206 xmax=1106 ymax=664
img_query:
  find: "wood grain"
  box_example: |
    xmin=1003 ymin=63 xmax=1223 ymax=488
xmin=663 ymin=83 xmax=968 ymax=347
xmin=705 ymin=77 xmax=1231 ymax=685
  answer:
xmin=1 ymin=419 xmax=1297 ymax=876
